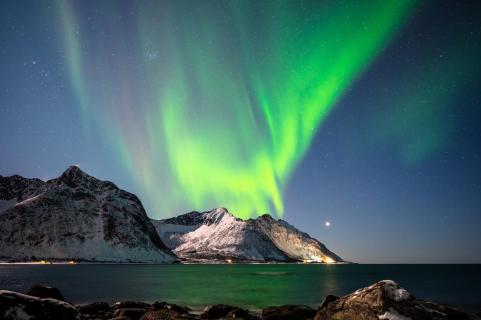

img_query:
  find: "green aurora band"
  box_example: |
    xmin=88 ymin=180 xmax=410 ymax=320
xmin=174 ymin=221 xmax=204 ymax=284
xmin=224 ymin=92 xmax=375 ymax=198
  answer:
xmin=57 ymin=1 xmax=415 ymax=218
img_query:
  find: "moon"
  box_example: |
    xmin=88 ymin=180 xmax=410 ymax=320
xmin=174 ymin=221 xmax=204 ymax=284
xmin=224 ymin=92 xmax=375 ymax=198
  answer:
xmin=325 ymin=221 xmax=331 ymax=227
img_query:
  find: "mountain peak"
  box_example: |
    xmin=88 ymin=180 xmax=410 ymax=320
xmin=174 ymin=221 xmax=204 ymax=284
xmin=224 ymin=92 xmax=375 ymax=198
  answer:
xmin=62 ymin=165 xmax=88 ymax=178
xmin=202 ymin=207 xmax=236 ymax=225
xmin=154 ymin=207 xmax=343 ymax=263
xmin=258 ymin=213 xmax=275 ymax=220
xmin=0 ymin=166 xmax=176 ymax=263
xmin=210 ymin=207 xmax=231 ymax=215
xmin=52 ymin=165 xmax=95 ymax=188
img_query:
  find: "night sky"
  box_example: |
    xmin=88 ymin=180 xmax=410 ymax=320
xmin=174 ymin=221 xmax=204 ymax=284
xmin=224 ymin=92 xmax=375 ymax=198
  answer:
xmin=1 ymin=1 xmax=480 ymax=263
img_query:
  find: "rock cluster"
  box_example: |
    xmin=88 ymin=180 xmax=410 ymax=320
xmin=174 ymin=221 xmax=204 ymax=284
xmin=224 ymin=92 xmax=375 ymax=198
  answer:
xmin=315 ymin=280 xmax=473 ymax=320
xmin=0 ymin=281 xmax=478 ymax=320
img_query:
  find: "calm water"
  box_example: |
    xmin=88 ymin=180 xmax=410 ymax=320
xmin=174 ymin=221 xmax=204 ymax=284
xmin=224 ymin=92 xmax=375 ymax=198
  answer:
xmin=1 ymin=264 xmax=480 ymax=311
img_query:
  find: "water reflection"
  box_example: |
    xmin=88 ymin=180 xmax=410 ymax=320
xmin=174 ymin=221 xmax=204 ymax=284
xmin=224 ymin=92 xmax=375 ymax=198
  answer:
xmin=0 ymin=264 xmax=480 ymax=310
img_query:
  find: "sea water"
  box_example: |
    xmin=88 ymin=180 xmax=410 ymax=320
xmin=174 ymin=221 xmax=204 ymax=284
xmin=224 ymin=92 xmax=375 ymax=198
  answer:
xmin=1 ymin=264 xmax=480 ymax=311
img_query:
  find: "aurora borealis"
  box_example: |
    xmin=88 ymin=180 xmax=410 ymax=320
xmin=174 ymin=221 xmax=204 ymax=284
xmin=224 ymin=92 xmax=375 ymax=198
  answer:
xmin=56 ymin=0 xmax=415 ymax=218
xmin=1 ymin=1 xmax=481 ymax=262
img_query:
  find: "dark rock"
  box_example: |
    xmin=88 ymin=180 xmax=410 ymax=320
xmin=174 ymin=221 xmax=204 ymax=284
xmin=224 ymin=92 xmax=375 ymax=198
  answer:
xmin=112 ymin=308 xmax=147 ymax=320
xmin=0 ymin=290 xmax=80 ymax=320
xmin=152 ymin=301 xmax=191 ymax=314
xmin=314 ymin=280 xmax=471 ymax=320
xmin=201 ymin=304 xmax=251 ymax=319
xmin=112 ymin=301 xmax=152 ymax=311
xmin=261 ymin=305 xmax=316 ymax=320
xmin=26 ymin=284 xmax=65 ymax=301
xmin=417 ymin=300 xmax=472 ymax=320
xmin=140 ymin=309 xmax=196 ymax=320
xmin=77 ymin=301 xmax=111 ymax=315
xmin=319 ymin=294 xmax=338 ymax=309
xmin=225 ymin=308 xmax=259 ymax=319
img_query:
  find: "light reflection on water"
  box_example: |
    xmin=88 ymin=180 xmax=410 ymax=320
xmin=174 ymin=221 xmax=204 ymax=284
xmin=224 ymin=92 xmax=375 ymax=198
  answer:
xmin=0 ymin=264 xmax=480 ymax=311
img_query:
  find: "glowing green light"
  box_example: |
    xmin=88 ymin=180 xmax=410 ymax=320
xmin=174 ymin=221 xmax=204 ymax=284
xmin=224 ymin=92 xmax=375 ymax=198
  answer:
xmin=57 ymin=0 xmax=415 ymax=218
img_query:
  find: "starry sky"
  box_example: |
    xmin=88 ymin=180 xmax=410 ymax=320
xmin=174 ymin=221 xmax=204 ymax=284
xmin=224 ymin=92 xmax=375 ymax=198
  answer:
xmin=1 ymin=1 xmax=480 ymax=263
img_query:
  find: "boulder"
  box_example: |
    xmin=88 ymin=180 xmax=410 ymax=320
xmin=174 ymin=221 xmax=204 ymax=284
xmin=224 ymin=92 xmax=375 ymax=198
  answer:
xmin=77 ymin=301 xmax=111 ymax=318
xmin=152 ymin=301 xmax=191 ymax=314
xmin=112 ymin=308 xmax=147 ymax=320
xmin=201 ymin=304 xmax=253 ymax=319
xmin=225 ymin=308 xmax=259 ymax=319
xmin=314 ymin=280 xmax=471 ymax=320
xmin=0 ymin=290 xmax=80 ymax=320
xmin=112 ymin=301 xmax=152 ymax=311
xmin=261 ymin=305 xmax=317 ymax=320
xmin=140 ymin=309 xmax=196 ymax=320
xmin=26 ymin=284 xmax=65 ymax=301
xmin=319 ymin=294 xmax=338 ymax=309
xmin=76 ymin=302 xmax=112 ymax=320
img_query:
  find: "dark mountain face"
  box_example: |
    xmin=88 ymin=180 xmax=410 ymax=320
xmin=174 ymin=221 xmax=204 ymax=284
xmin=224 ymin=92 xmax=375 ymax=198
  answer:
xmin=0 ymin=175 xmax=45 ymax=202
xmin=0 ymin=166 xmax=176 ymax=263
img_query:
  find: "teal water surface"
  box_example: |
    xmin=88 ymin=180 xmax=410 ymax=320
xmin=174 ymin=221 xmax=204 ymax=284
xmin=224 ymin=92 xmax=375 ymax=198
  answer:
xmin=1 ymin=264 xmax=480 ymax=311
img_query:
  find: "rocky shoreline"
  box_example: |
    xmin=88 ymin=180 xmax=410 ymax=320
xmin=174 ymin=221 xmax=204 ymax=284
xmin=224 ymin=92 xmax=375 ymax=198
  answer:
xmin=1 ymin=280 xmax=479 ymax=320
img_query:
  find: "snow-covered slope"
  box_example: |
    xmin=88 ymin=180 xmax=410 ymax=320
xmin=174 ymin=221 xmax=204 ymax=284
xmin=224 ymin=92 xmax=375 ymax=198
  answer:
xmin=0 ymin=166 xmax=176 ymax=263
xmin=152 ymin=208 xmax=342 ymax=263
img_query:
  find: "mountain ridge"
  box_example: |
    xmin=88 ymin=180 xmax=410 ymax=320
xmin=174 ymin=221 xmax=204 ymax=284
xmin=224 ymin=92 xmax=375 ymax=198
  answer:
xmin=152 ymin=207 xmax=343 ymax=263
xmin=0 ymin=166 xmax=176 ymax=263
xmin=1 ymin=166 xmax=343 ymax=264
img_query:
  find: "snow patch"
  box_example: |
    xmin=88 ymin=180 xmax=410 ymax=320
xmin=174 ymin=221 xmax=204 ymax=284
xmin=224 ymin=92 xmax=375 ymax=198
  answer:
xmin=153 ymin=207 xmax=342 ymax=263
xmin=381 ymin=280 xmax=411 ymax=302
xmin=378 ymin=307 xmax=412 ymax=320
xmin=4 ymin=306 xmax=34 ymax=320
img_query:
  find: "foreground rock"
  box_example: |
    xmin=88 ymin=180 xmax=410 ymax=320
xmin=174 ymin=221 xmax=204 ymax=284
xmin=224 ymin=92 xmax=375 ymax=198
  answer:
xmin=1 ymin=280 xmax=477 ymax=320
xmin=315 ymin=280 xmax=472 ymax=320
xmin=77 ymin=301 xmax=111 ymax=317
xmin=201 ymin=304 xmax=257 ymax=319
xmin=0 ymin=290 xmax=80 ymax=320
xmin=262 ymin=305 xmax=316 ymax=320
xmin=141 ymin=309 xmax=196 ymax=320
xmin=26 ymin=284 xmax=65 ymax=301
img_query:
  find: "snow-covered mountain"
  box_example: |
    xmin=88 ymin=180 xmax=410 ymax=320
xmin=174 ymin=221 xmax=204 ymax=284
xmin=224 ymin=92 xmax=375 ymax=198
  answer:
xmin=152 ymin=208 xmax=342 ymax=263
xmin=0 ymin=166 xmax=176 ymax=263
xmin=0 ymin=167 xmax=343 ymax=264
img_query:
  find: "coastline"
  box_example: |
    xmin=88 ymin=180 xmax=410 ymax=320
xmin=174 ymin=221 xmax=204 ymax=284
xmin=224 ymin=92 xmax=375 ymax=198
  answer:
xmin=0 ymin=259 xmax=350 ymax=265
xmin=2 ymin=264 xmax=481 ymax=317
xmin=1 ymin=281 xmax=480 ymax=320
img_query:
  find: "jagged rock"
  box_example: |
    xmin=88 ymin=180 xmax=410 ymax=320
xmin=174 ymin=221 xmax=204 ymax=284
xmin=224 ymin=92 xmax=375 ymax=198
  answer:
xmin=0 ymin=290 xmax=80 ymax=320
xmin=261 ymin=305 xmax=317 ymax=320
xmin=26 ymin=284 xmax=65 ymax=301
xmin=319 ymin=294 xmax=338 ymax=309
xmin=112 ymin=301 xmax=152 ymax=311
xmin=0 ymin=166 xmax=176 ymax=263
xmin=225 ymin=308 xmax=259 ymax=319
xmin=140 ymin=309 xmax=196 ymax=320
xmin=152 ymin=301 xmax=191 ymax=314
xmin=314 ymin=280 xmax=471 ymax=320
xmin=201 ymin=304 xmax=253 ymax=319
xmin=77 ymin=301 xmax=111 ymax=315
xmin=152 ymin=208 xmax=342 ymax=263
xmin=112 ymin=308 xmax=148 ymax=320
